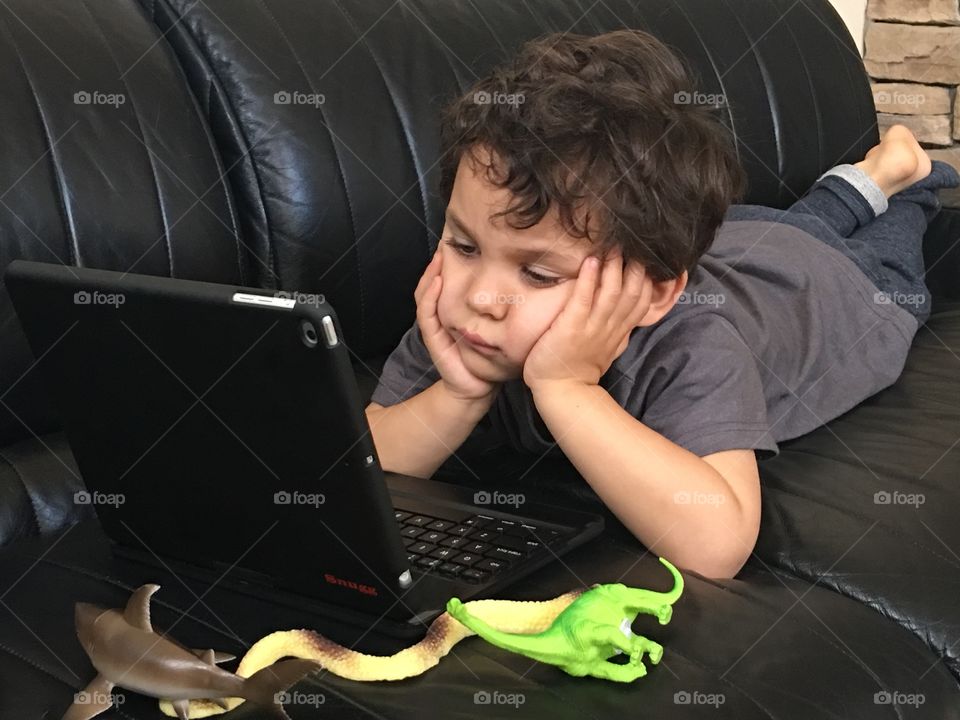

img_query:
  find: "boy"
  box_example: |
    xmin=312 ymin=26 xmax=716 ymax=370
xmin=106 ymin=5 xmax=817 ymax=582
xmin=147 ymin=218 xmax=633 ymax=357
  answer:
xmin=364 ymin=30 xmax=960 ymax=579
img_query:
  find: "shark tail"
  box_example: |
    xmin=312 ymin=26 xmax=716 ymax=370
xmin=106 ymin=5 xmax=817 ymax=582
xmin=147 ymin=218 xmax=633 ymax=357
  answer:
xmin=240 ymin=658 xmax=322 ymax=718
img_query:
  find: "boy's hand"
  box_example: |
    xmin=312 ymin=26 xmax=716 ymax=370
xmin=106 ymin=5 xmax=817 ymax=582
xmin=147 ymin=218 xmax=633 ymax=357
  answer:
xmin=523 ymin=250 xmax=651 ymax=392
xmin=415 ymin=247 xmax=501 ymax=402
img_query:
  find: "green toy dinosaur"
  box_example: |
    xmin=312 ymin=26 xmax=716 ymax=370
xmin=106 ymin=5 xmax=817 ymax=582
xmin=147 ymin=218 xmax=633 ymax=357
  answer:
xmin=446 ymin=556 xmax=683 ymax=682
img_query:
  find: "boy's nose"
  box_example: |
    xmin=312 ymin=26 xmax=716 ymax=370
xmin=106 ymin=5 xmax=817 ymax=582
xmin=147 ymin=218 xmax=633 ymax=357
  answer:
xmin=465 ymin=270 xmax=509 ymax=318
xmin=466 ymin=287 xmax=509 ymax=319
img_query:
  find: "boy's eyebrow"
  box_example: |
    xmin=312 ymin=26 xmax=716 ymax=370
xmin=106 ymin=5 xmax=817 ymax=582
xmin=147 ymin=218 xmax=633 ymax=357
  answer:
xmin=444 ymin=209 xmax=581 ymax=266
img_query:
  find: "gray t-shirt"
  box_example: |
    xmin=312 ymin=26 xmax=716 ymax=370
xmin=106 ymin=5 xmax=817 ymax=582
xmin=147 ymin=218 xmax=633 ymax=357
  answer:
xmin=370 ymin=205 xmax=919 ymax=460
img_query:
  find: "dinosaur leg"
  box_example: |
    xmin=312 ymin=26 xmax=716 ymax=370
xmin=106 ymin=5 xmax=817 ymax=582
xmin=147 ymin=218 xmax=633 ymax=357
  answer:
xmin=653 ymin=603 xmax=672 ymax=625
xmin=599 ymin=625 xmax=637 ymax=657
xmin=629 ymin=635 xmax=663 ymax=665
xmin=590 ymin=658 xmax=648 ymax=682
xmin=624 ymin=597 xmax=673 ymax=625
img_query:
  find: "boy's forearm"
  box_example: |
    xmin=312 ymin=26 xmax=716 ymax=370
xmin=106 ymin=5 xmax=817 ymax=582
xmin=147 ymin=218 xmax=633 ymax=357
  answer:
xmin=366 ymin=381 xmax=497 ymax=479
xmin=530 ymin=379 xmax=755 ymax=578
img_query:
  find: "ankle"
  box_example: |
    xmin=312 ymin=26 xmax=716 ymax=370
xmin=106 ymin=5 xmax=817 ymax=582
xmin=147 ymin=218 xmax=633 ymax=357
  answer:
xmin=854 ymin=156 xmax=901 ymax=199
xmin=818 ymin=164 xmax=889 ymax=217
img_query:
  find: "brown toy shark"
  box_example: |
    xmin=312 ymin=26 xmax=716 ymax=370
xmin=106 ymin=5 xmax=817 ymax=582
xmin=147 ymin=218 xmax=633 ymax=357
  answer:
xmin=62 ymin=583 xmax=322 ymax=720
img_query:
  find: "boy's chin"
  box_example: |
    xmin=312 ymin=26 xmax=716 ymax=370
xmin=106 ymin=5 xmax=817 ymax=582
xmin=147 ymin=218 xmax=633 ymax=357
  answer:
xmin=462 ymin=351 xmax=522 ymax=383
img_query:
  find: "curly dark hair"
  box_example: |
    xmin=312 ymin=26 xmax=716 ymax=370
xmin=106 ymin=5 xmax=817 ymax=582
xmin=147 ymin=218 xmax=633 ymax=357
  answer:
xmin=437 ymin=29 xmax=747 ymax=282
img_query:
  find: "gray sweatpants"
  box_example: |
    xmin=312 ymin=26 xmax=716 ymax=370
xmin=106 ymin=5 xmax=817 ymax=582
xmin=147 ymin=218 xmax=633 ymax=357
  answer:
xmin=783 ymin=159 xmax=960 ymax=325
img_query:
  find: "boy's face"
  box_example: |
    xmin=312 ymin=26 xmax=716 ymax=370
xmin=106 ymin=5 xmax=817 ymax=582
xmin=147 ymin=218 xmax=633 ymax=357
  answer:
xmin=435 ymin=147 xmax=650 ymax=383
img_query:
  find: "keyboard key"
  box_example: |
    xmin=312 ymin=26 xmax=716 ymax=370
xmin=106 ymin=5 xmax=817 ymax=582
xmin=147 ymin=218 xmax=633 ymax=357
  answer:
xmin=447 ymin=525 xmax=473 ymax=536
xmin=468 ymin=529 xmax=497 ymax=542
xmin=395 ymin=510 xmax=412 ymax=521
xmin=487 ymin=547 xmax=525 ymax=562
xmin=409 ymin=542 xmax=437 ymax=555
xmin=429 ymin=547 xmax=459 ymax=561
xmin=440 ymin=536 xmax=469 ymax=549
xmin=438 ymin=562 xmax=465 ymax=578
xmin=406 ymin=515 xmax=434 ymax=527
xmin=493 ymin=534 xmax=527 ymax=551
xmin=460 ymin=568 xmax=490 ymax=583
xmin=417 ymin=557 xmax=442 ymax=570
xmin=420 ymin=531 xmax=447 ymax=544
xmin=452 ymin=553 xmax=482 ymax=566
xmin=463 ymin=541 xmax=490 ymax=554
xmin=402 ymin=537 xmax=416 ymax=547
xmin=426 ymin=520 xmax=454 ymax=531
xmin=474 ymin=558 xmax=508 ymax=573
xmin=407 ymin=552 xmax=418 ymax=563
xmin=400 ymin=526 xmax=425 ymax=539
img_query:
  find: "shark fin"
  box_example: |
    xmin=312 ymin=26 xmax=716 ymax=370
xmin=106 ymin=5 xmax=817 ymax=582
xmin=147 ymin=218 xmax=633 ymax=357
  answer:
xmin=123 ymin=583 xmax=160 ymax=632
xmin=62 ymin=674 xmax=115 ymax=720
xmin=194 ymin=648 xmax=236 ymax=665
xmin=171 ymin=698 xmax=190 ymax=720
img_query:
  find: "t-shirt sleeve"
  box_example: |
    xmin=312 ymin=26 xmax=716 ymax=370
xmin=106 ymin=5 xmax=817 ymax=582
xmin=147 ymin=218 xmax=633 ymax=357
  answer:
xmin=369 ymin=321 xmax=441 ymax=407
xmin=626 ymin=313 xmax=779 ymax=460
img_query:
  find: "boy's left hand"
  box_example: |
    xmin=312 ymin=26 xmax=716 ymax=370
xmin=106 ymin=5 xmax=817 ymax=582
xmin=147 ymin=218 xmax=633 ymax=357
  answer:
xmin=523 ymin=250 xmax=652 ymax=392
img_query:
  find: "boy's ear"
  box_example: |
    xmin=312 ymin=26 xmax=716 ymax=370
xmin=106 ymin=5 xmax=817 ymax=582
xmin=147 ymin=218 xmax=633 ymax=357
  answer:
xmin=636 ymin=269 xmax=688 ymax=327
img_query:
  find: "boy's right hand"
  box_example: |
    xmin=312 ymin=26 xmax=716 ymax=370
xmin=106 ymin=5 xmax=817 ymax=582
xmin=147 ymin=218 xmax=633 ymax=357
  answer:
xmin=414 ymin=248 xmax=501 ymax=403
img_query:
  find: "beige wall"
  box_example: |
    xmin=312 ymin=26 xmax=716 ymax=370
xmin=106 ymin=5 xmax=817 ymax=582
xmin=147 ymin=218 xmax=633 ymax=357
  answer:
xmin=829 ymin=0 xmax=867 ymax=55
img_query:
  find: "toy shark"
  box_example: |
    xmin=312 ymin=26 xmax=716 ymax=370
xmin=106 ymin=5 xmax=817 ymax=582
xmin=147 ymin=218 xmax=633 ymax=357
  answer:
xmin=62 ymin=583 xmax=321 ymax=720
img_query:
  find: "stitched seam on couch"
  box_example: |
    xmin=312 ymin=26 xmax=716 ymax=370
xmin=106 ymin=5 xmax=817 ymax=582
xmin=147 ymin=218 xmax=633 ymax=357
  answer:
xmin=761 ymin=484 xmax=960 ymax=570
xmin=154 ymin=0 xmax=267 ymax=287
xmin=78 ymin=1 xmax=175 ymax=278
xmin=0 ymin=639 xmax=75 ymax=689
xmin=257 ymin=0 xmax=369 ymax=337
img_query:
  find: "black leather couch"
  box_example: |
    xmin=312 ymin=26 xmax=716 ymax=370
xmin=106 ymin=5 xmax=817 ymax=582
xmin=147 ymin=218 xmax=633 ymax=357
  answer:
xmin=2 ymin=0 xmax=960 ymax=717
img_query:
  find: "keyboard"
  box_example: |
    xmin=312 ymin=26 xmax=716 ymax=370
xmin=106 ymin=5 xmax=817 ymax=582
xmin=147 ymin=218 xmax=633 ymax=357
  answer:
xmin=394 ymin=507 xmax=573 ymax=584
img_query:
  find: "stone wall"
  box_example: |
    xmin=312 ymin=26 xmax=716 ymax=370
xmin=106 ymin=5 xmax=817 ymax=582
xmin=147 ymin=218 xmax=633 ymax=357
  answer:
xmin=864 ymin=0 xmax=960 ymax=206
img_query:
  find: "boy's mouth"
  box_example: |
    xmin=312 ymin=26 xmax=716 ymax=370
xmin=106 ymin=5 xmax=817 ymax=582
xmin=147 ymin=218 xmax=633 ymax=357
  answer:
xmin=455 ymin=328 xmax=498 ymax=350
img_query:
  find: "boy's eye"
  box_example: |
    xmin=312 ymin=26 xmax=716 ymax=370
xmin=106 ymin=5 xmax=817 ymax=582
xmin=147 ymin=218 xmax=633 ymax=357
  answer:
xmin=522 ymin=268 xmax=560 ymax=287
xmin=442 ymin=238 xmax=561 ymax=287
xmin=444 ymin=238 xmax=477 ymax=257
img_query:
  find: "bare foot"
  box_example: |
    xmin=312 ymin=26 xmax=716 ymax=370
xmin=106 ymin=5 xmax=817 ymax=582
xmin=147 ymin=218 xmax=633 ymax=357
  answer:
xmin=854 ymin=124 xmax=932 ymax=198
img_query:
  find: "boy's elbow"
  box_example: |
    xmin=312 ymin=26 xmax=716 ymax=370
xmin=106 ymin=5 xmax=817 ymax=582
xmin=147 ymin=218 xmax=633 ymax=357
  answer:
xmin=678 ymin=543 xmax=750 ymax=580
xmin=694 ymin=544 xmax=751 ymax=580
xmin=679 ymin=510 xmax=759 ymax=580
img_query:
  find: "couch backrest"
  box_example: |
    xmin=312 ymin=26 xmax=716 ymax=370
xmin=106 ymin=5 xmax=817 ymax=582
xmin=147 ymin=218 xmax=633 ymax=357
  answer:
xmin=0 ymin=0 xmax=245 ymax=446
xmin=0 ymin=0 xmax=877 ymax=447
